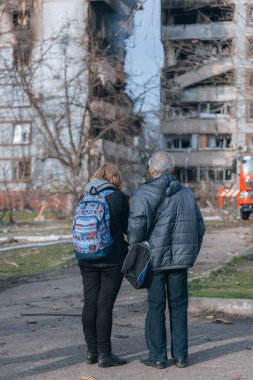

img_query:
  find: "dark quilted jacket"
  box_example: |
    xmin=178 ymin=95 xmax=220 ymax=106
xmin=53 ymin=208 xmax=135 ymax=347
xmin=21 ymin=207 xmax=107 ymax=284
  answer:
xmin=127 ymin=175 xmax=206 ymax=271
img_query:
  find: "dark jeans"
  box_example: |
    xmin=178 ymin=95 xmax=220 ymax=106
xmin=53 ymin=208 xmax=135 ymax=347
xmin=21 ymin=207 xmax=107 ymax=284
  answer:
xmin=79 ymin=266 xmax=123 ymax=354
xmin=145 ymin=269 xmax=188 ymax=362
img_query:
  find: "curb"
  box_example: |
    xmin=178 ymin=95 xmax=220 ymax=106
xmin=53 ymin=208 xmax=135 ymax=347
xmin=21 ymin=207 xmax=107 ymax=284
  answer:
xmin=189 ymin=297 xmax=253 ymax=316
xmin=116 ymin=295 xmax=253 ymax=316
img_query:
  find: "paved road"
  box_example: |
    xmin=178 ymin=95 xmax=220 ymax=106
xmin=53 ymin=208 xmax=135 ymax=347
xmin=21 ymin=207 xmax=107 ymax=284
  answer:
xmin=1 ymin=223 xmax=253 ymax=380
xmin=0 ymin=266 xmax=253 ymax=380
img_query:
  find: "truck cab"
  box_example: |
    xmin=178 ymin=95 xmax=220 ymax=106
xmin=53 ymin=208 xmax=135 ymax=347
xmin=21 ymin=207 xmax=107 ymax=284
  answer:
xmin=236 ymin=154 xmax=253 ymax=220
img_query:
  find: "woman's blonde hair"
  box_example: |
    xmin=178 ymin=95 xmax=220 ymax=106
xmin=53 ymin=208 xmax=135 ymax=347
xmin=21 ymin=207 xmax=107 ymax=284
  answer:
xmin=92 ymin=163 xmax=122 ymax=190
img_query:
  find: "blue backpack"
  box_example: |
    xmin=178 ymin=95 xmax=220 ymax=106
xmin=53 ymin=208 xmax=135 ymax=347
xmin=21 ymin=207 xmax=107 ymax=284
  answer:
xmin=73 ymin=188 xmax=115 ymax=260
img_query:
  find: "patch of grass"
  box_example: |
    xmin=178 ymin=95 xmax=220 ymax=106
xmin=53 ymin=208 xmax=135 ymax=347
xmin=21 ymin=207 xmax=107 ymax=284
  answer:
xmin=0 ymin=210 xmax=37 ymax=224
xmin=189 ymin=256 xmax=253 ymax=299
xmin=0 ymin=210 xmax=72 ymax=224
xmin=204 ymin=219 xmax=245 ymax=229
xmin=0 ymin=243 xmax=75 ymax=280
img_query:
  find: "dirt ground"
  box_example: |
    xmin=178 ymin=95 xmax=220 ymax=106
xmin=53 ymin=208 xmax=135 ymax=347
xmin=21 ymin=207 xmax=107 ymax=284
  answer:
xmin=190 ymin=221 xmax=253 ymax=278
xmin=0 ymin=221 xmax=253 ymax=380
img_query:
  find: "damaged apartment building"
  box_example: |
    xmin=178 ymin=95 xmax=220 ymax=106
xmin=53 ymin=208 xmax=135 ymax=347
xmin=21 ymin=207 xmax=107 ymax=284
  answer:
xmin=161 ymin=0 xmax=253 ymax=184
xmin=0 ymin=0 xmax=140 ymax=209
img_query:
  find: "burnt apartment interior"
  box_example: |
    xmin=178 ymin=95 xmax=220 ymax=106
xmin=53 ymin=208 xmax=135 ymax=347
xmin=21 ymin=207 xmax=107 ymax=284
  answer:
xmin=89 ymin=0 xmax=142 ymax=144
xmin=10 ymin=1 xmax=34 ymax=69
xmin=161 ymin=1 xmax=236 ymax=183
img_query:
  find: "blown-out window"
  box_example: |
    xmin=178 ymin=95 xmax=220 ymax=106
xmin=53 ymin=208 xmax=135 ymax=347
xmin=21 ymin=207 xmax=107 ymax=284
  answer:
xmin=247 ymin=38 xmax=253 ymax=58
xmin=12 ymin=8 xmax=30 ymax=30
xmin=165 ymin=134 xmax=191 ymax=149
xmin=247 ymin=102 xmax=253 ymax=122
xmin=12 ymin=159 xmax=31 ymax=181
xmin=247 ymin=5 xmax=253 ymax=25
xmin=13 ymin=123 xmax=31 ymax=144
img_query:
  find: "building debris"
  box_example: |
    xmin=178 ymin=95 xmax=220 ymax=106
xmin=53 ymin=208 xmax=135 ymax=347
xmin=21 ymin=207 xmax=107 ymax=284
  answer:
xmin=161 ymin=0 xmax=251 ymax=187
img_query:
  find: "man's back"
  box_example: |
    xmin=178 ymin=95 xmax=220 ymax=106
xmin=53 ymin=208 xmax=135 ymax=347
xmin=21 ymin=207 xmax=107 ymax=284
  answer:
xmin=128 ymin=174 xmax=205 ymax=271
xmin=129 ymin=151 xmax=206 ymax=369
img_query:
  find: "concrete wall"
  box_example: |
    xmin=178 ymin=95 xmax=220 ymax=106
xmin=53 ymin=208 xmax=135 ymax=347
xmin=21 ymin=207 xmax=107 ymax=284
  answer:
xmin=0 ymin=0 xmax=89 ymax=191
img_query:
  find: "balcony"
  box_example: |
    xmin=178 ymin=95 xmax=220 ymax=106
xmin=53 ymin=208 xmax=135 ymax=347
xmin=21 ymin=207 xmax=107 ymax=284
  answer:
xmin=161 ymin=0 xmax=236 ymax=8
xmin=162 ymin=22 xmax=235 ymax=41
xmin=180 ymin=86 xmax=236 ymax=103
xmin=166 ymin=150 xmax=235 ymax=167
xmin=168 ymin=58 xmax=234 ymax=90
xmin=90 ymin=99 xmax=133 ymax=122
xmin=161 ymin=118 xmax=236 ymax=134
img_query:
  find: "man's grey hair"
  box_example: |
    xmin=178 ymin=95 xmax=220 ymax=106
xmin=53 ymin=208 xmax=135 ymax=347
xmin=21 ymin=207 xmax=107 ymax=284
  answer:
xmin=148 ymin=151 xmax=175 ymax=177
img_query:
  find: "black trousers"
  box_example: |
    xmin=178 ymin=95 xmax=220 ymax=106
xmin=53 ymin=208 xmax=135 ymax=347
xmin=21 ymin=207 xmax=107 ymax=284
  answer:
xmin=79 ymin=266 xmax=123 ymax=354
xmin=145 ymin=269 xmax=188 ymax=362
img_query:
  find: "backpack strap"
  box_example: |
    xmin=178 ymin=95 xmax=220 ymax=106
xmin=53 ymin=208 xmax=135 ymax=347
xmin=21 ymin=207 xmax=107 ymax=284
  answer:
xmin=78 ymin=184 xmax=117 ymax=202
xmin=147 ymin=192 xmax=168 ymax=239
xmin=153 ymin=192 xmax=167 ymax=225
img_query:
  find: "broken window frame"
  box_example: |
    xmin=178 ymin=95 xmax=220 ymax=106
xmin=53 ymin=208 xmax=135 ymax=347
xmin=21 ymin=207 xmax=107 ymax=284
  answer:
xmin=247 ymin=102 xmax=253 ymax=122
xmin=199 ymin=134 xmax=232 ymax=149
xmin=246 ymin=69 xmax=253 ymax=90
xmin=165 ymin=134 xmax=192 ymax=150
xmin=12 ymin=7 xmax=31 ymax=31
xmin=174 ymin=167 xmax=198 ymax=183
xmin=13 ymin=43 xmax=32 ymax=68
xmin=246 ymin=37 xmax=253 ymax=58
xmin=246 ymin=133 xmax=253 ymax=150
xmin=0 ymin=121 xmax=32 ymax=146
xmin=165 ymin=101 xmax=235 ymax=120
xmin=12 ymin=159 xmax=31 ymax=182
xmin=13 ymin=123 xmax=31 ymax=145
xmin=246 ymin=5 xmax=253 ymax=26
xmin=164 ymin=5 xmax=235 ymax=26
xmin=199 ymin=167 xmax=232 ymax=182
xmin=174 ymin=167 xmax=233 ymax=183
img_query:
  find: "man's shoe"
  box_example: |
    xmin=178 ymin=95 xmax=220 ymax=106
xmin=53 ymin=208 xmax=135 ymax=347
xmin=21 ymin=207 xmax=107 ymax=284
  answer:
xmin=174 ymin=358 xmax=187 ymax=368
xmin=86 ymin=352 xmax=98 ymax=364
xmin=98 ymin=353 xmax=127 ymax=368
xmin=140 ymin=357 xmax=168 ymax=369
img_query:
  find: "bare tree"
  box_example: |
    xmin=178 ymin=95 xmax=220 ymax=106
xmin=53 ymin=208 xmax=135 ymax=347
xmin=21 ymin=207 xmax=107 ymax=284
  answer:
xmin=10 ymin=17 xmax=142 ymax=203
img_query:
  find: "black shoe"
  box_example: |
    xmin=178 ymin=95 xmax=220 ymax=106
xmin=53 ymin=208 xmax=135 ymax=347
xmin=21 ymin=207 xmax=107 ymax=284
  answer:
xmin=140 ymin=357 xmax=168 ymax=369
xmin=174 ymin=358 xmax=188 ymax=368
xmin=86 ymin=352 xmax=98 ymax=364
xmin=98 ymin=353 xmax=127 ymax=368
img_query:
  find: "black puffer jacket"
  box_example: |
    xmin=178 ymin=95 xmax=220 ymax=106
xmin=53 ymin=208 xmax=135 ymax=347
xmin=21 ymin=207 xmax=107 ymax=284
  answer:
xmin=128 ymin=175 xmax=206 ymax=271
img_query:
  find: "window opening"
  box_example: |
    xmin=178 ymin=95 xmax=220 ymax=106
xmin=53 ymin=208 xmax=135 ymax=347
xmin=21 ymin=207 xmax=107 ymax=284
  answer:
xmin=246 ymin=69 xmax=253 ymax=88
xmin=166 ymin=134 xmax=191 ymax=149
xmin=247 ymin=102 xmax=253 ymax=121
xmin=13 ymin=124 xmax=31 ymax=144
xmin=12 ymin=8 xmax=30 ymax=30
xmin=247 ymin=5 xmax=253 ymax=25
xmin=12 ymin=159 xmax=31 ymax=181
xmin=247 ymin=38 xmax=253 ymax=57
xmin=200 ymin=134 xmax=232 ymax=149
xmin=13 ymin=44 xmax=31 ymax=67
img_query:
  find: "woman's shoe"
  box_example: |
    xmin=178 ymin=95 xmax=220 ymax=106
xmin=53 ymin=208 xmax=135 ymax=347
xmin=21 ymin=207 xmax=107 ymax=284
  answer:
xmin=98 ymin=353 xmax=127 ymax=367
xmin=86 ymin=352 xmax=98 ymax=364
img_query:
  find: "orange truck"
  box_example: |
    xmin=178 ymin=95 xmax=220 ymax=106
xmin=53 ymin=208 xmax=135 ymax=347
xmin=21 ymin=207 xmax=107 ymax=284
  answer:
xmin=235 ymin=154 xmax=253 ymax=220
xmin=220 ymin=153 xmax=253 ymax=220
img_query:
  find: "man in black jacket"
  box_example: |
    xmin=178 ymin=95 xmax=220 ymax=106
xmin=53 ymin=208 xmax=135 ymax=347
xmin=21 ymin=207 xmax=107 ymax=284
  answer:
xmin=128 ymin=151 xmax=205 ymax=369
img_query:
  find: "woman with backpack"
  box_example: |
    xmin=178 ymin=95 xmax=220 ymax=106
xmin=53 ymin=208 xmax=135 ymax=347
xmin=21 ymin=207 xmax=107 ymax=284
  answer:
xmin=75 ymin=163 xmax=129 ymax=368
